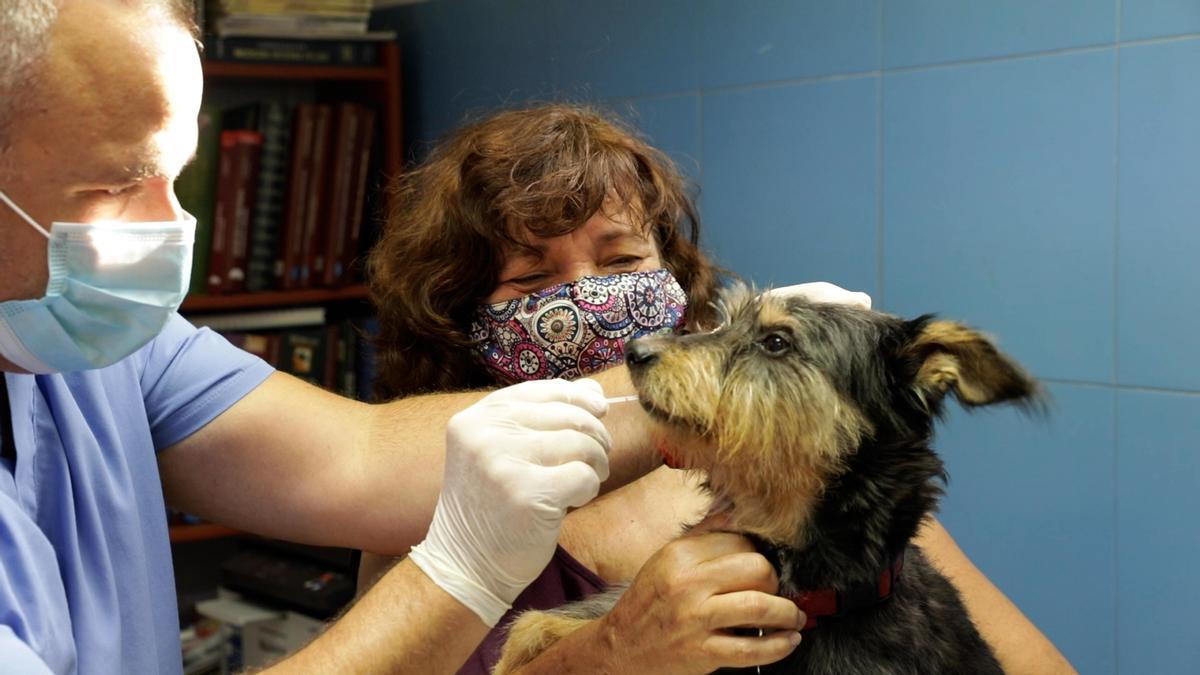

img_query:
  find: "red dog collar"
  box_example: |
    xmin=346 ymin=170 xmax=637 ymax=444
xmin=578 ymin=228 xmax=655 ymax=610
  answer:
xmin=655 ymin=439 xmax=682 ymax=469
xmin=787 ymin=549 xmax=906 ymax=631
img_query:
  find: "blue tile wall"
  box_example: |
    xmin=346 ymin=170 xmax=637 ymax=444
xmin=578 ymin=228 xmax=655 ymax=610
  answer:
xmin=699 ymin=0 xmax=880 ymax=87
xmin=883 ymin=0 xmax=1115 ymax=68
xmin=700 ymin=78 xmax=879 ymax=294
xmin=883 ymin=50 xmax=1115 ymax=383
xmin=936 ymin=383 xmax=1116 ymax=675
xmin=374 ymin=1 xmax=1200 ymax=670
xmin=550 ymin=0 xmax=700 ymax=100
xmin=1116 ymin=390 xmax=1200 ymax=675
xmin=1122 ymin=0 xmax=1200 ymax=41
xmin=613 ymin=95 xmax=703 ymax=181
xmin=1117 ymin=39 xmax=1200 ymax=390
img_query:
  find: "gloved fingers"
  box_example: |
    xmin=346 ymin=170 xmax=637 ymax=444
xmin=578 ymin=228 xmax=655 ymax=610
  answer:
xmin=524 ymin=428 xmax=611 ymax=482
xmin=534 ymin=460 xmax=604 ymax=509
xmin=502 ymin=401 xmax=613 ymax=451
xmin=489 ymin=379 xmax=608 ymax=417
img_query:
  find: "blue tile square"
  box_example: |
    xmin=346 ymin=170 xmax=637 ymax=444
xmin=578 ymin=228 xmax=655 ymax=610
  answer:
xmin=699 ymin=0 xmax=880 ymax=88
xmin=1122 ymin=0 xmax=1200 ymax=41
xmin=1117 ymin=39 xmax=1200 ymax=391
xmin=385 ymin=0 xmax=558 ymax=146
xmin=883 ymin=0 xmax=1116 ymax=69
xmin=613 ymin=96 xmax=703 ymax=181
xmin=551 ymin=0 xmax=700 ymax=100
xmin=936 ymin=383 xmax=1115 ymax=675
xmin=882 ymin=51 xmax=1116 ymax=383
xmin=700 ymin=78 xmax=879 ymax=296
xmin=1117 ymin=390 xmax=1200 ymax=674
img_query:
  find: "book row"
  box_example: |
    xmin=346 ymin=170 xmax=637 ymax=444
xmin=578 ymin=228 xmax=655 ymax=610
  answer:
xmin=176 ymin=100 xmax=381 ymax=296
xmin=219 ymin=315 xmax=378 ymax=401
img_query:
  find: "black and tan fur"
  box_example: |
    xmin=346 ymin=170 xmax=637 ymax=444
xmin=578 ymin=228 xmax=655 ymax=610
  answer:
xmin=495 ymin=284 xmax=1042 ymax=674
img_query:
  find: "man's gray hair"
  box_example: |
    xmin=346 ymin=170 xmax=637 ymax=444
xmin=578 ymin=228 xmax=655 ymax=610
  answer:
xmin=0 ymin=1 xmax=198 ymax=151
xmin=0 ymin=0 xmax=59 ymax=147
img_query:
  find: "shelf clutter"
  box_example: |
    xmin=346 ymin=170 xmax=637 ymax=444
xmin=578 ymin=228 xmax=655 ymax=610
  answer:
xmin=176 ymin=98 xmax=382 ymax=298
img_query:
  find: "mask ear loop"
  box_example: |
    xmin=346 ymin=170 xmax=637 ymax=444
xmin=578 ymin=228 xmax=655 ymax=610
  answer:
xmin=0 ymin=191 xmax=52 ymax=239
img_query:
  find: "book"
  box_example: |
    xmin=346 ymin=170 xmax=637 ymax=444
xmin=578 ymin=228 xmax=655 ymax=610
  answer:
xmin=223 ymin=102 xmax=293 ymax=292
xmin=207 ymin=131 xmax=240 ymax=294
xmin=206 ymin=35 xmax=390 ymax=66
xmin=176 ymin=104 xmax=223 ymax=296
xmin=319 ymin=103 xmax=361 ymax=287
xmin=226 ymin=131 xmax=265 ymax=293
xmin=224 ymin=331 xmax=282 ymax=365
xmin=299 ymin=104 xmax=333 ymax=288
xmin=342 ymin=105 xmax=376 ymax=284
xmin=280 ymin=104 xmax=317 ymax=290
xmin=278 ymin=328 xmax=328 ymax=386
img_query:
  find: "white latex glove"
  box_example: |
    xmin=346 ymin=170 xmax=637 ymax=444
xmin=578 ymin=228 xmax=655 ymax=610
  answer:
xmin=408 ymin=378 xmax=612 ymax=627
xmin=767 ymin=281 xmax=872 ymax=309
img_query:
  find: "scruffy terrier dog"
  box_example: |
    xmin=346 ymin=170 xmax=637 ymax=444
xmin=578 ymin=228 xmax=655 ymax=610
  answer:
xmin=494 ymin=285 xmax=1041 ymax=674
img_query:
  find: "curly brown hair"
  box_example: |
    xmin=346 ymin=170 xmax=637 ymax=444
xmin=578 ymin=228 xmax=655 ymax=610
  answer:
xmin=366 ymin=104 xmax=722 ymax=400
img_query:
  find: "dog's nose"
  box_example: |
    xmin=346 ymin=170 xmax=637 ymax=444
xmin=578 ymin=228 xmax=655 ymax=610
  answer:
xmin=625 ymin=340 xmax=661 ymax=368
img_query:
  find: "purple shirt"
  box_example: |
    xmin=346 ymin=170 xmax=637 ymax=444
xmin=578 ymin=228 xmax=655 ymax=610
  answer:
xmin=0 ymin=314 xmax=274 ymax=674
xmin=458 ymin=546 xmax=608 ymax=675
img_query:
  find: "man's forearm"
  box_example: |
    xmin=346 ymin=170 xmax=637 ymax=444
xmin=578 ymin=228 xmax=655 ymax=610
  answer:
xmin=265 ymin=558 xmax=490 ymax=674
xmin=351 ymin=365 xmax=660 ymax=555
xmin=162 ymin=367 xmax=659 ymax=556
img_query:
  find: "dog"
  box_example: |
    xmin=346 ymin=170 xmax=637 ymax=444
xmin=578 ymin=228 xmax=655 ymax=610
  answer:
xmin=494 ymin=284 xmax=1042 ymax=674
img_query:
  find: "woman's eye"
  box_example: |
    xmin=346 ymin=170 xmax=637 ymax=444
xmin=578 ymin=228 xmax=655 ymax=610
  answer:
xmin=509 ymin=273 xmax=547 ymax=285
xmin=758 ymin=333 xmax=791 ymax=354
xmin=607 ymin=256 xmax=643 ymax=268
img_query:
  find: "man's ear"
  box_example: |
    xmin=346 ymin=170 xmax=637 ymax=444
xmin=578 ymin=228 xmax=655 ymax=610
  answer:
xmin=902 ymin=318 xmax=1042 ymax=410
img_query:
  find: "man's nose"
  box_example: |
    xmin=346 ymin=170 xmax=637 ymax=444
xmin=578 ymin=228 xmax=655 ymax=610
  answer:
xmin=128 ymin=177 xmax=185 ymax=222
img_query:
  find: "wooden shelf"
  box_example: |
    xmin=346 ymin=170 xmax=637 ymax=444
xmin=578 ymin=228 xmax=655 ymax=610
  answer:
xmin=169 ymin=523 xmax=244 ymax=544
xmin=202 ymin=59 xmax=390 ymax=81
xmin=181 ymin=284 xmax=369 ymax=312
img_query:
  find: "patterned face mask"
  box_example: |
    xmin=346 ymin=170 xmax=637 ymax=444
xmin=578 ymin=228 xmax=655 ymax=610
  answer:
xmin=470 ymin=268 xmax=688 ymax=383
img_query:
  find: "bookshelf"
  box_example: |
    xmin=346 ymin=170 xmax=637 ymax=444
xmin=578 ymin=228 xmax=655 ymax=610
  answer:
xmin=171 ymin=41 xmax=398 ymax=557
xmin=169 ymin=523 xmax=244 ymax=543
xmin=181 ymin=284 xmax=368 ymax=312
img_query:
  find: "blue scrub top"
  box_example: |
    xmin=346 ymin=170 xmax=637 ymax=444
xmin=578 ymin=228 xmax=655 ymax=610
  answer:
xmin=0 ymin=314 xmax=275 ymax=674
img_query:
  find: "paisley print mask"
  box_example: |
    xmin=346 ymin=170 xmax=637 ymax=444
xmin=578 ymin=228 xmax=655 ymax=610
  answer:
xmin=469 ymin=268 xmax=688 ymax=383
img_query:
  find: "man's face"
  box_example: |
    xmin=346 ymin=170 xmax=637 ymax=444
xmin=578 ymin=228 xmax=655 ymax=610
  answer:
xmin=0 ymin=2 xmax=202 ymax=303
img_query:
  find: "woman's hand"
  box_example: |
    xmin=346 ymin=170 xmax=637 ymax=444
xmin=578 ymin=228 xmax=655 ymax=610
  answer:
xmin=767 ymin=281 xmax=872 ymax=309
xmin=597 ymin=528 xmax=805 ymax=673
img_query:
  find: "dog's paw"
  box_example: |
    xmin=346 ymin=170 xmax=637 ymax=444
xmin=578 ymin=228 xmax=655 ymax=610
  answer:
xmin=492 ymin=611 xmax=593 ymax=675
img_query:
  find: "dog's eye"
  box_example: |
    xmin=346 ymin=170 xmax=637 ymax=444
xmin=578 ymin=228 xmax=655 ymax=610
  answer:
xmin=758 ymin=333 xmax=791 ymax=354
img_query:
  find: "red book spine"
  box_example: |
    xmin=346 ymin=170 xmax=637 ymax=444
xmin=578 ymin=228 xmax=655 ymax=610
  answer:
xmin=280 ymin=104 xmax=316 ymax=290
xmin=322 ymin=103 xmax=361 ymax=287
xmin=206 ymin=131 xmax=240 ymax=295
xmin=343 ymin=106 xmax=376 ymax=283
xmin=299 ymin=104 xmax=333 ymax=288
xmin=226 ymin=130 xmax=264 ymax=294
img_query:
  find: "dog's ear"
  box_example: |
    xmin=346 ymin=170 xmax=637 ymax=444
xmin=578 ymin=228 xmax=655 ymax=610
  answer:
xmin=902 ymin=317 xmax=1041 ymax=410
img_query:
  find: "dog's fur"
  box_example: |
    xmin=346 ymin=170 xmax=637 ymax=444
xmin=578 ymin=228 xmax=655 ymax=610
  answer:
xmin=494 ymin=285 xmax=1042 ymax=674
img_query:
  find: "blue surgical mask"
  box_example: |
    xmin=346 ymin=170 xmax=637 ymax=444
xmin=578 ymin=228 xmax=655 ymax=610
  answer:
xmin=0 ymin=190 xmax=195 ymax=373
